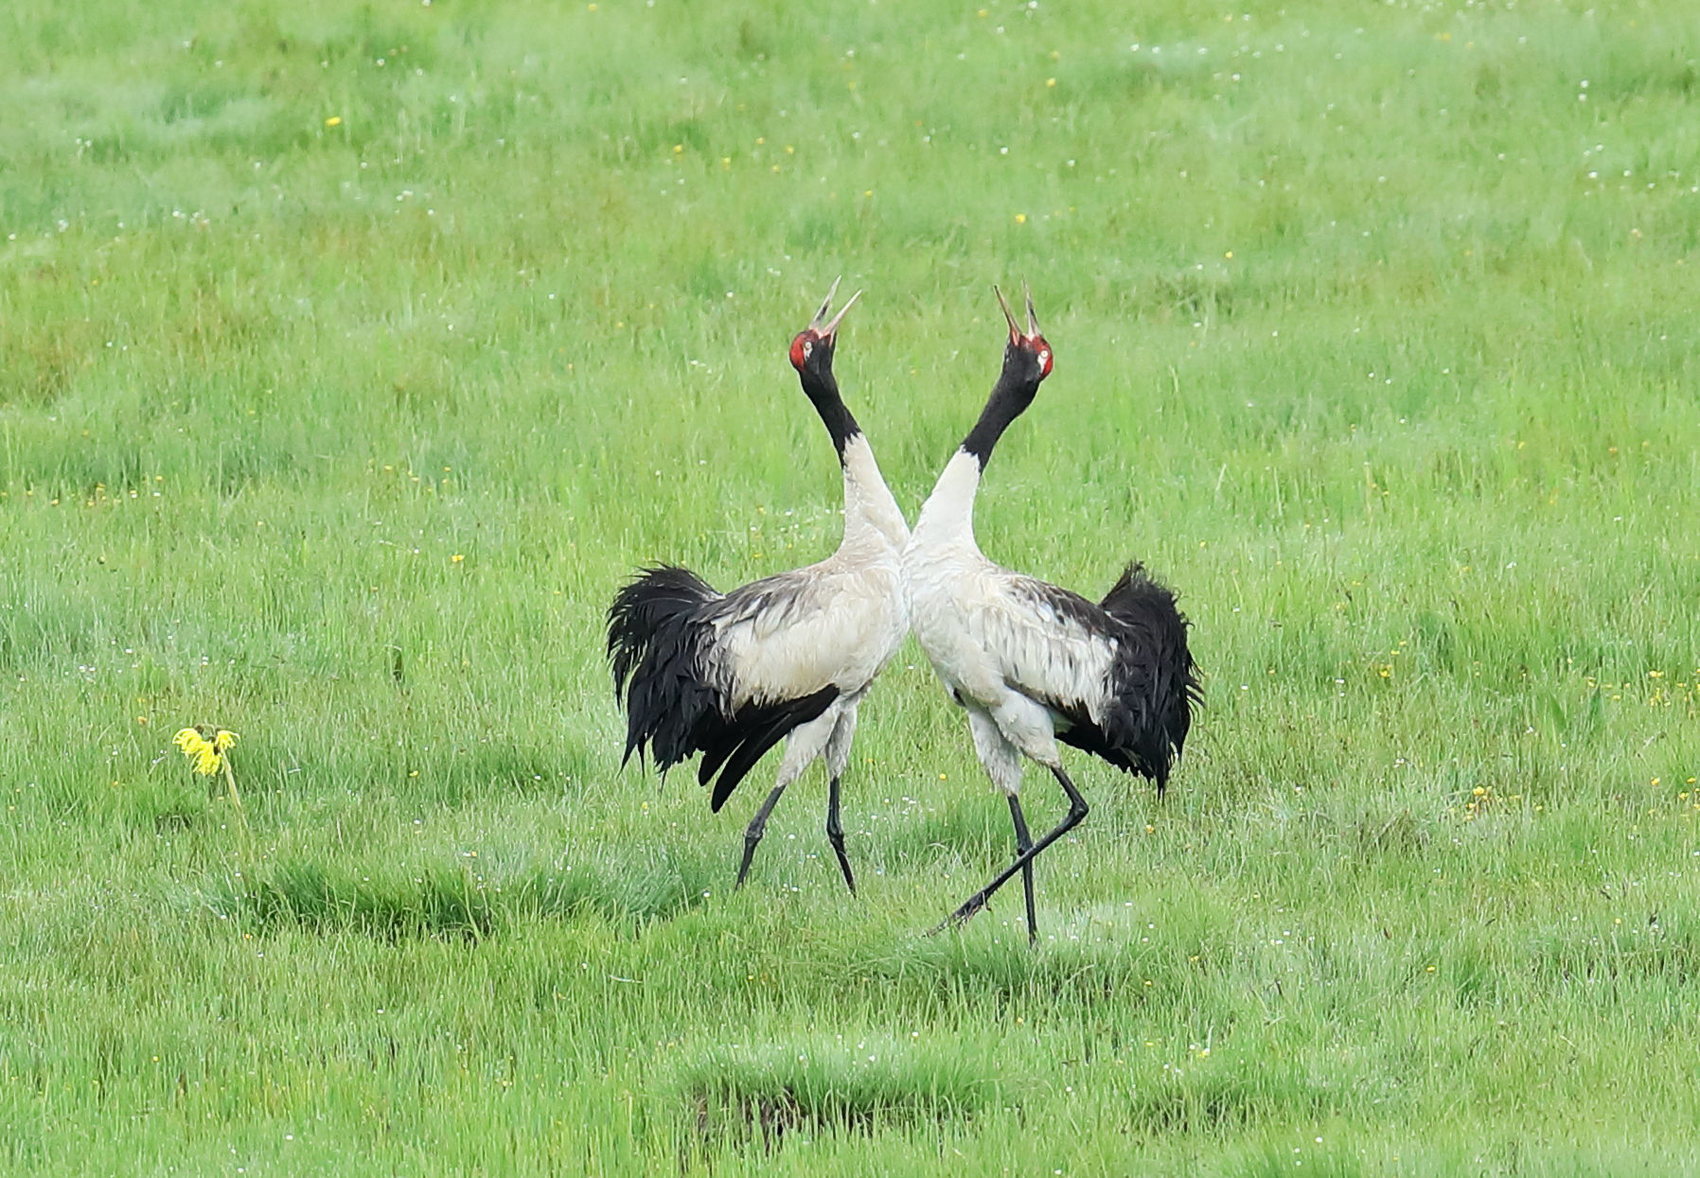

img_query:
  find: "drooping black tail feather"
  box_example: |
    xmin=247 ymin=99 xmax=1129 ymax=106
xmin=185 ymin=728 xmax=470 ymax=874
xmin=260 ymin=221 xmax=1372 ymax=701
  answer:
xmin=1059 ymin=562 xmax=1201 ymax=795
xmin=700 ymin=685 xmax=839 ymax=813
xmin=606 ymin=565 xmax=724 ymax=772
xmin=606 ymin=565 xmax=841 ymax=810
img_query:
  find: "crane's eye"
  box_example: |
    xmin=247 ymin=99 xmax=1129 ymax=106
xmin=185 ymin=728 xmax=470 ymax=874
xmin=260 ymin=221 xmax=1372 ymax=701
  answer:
xmin=1038 ymin=349 xmax=1051 ymax=373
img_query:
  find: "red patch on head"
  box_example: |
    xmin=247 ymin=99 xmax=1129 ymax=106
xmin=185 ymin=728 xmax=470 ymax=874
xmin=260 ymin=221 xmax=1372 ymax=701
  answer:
xmin=788 ymin=332 xmax=810 ymax=371
xmin=1033 ymin=336 xmax=1054 ymax=377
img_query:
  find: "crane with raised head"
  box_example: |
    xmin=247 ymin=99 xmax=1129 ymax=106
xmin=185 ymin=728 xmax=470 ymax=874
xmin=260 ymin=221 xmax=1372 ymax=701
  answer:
xmin=904 ymin=286 xmax=1200 ymax=942
xmin=608 ymin=282 xmax=909 ymax=893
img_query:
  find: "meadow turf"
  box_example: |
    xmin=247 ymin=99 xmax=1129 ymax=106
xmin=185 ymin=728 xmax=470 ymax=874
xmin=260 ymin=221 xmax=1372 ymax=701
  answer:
xmin=3 ymin=0 xmax=1700 ymax=1173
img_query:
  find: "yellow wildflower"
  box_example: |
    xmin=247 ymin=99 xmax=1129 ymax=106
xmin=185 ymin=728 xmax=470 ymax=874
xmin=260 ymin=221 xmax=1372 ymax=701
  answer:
xmin=174 ymin=725 xmax=246 ymax=821
xmin=173 ymin=727 xmax=214 ymax=773
xmin=173 ymin=726 xmax=239 ymax=776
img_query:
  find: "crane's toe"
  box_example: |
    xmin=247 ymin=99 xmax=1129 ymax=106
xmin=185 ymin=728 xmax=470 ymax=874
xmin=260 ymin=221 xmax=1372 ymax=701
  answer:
xmin=927 ymin=891 xmax=990 ymax=936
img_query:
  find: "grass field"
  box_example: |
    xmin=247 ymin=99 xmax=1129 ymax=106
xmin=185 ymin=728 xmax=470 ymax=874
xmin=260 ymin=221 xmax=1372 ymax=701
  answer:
xmin=4 ymin=0 xmax=1700 ymax=1172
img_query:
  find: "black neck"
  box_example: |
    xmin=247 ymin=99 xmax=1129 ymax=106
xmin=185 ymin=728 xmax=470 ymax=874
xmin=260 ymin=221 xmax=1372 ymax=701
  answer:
xmin=961 ymin=363 xmax=1040 ymax=467
xmin=800 ymin=369 xmax=861 ymax=459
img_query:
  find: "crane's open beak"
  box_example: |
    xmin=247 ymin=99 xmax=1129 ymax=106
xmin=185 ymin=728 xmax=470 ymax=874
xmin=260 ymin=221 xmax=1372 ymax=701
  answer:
xmin=810 ymin=276 xmax=843 ymax=327
xmin=810 ymin=277 xmax=862 ymax=343
xmin=995 ymin=284 xmax=1041 ymax=344
xmin=994 ymin=285 xmax=1022 ymax=345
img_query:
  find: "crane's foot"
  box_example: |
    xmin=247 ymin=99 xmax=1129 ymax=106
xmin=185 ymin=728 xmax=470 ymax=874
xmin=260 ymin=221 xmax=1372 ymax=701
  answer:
xmin=733 ymin=783 xmax=790 ymax=890
xmin=829 ymin=839 xmax=857 ymax=895
xmin=825 ymin=775 xmax=856 ymax=895
xmin=733 ymin=834 xmax=763 ymax=891
xmin=927 ymin=891 xmax=989 ymax=936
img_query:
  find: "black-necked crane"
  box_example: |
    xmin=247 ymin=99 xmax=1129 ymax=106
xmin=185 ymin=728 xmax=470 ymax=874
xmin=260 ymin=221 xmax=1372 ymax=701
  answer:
xmin=904 ymin=287 xmax=1200 ymax=943
xmin=607 ymin=282 xmax=909 ymax=893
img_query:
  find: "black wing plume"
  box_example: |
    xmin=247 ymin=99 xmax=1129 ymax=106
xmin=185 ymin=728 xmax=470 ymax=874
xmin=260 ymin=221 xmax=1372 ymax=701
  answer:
xmin=1045 ymin=563 xmax=1201 ymax=795
xmin=607 ymin=565 xmax=842 ymax=809
xmin=606 ymin=564 xmax=724 ymax=771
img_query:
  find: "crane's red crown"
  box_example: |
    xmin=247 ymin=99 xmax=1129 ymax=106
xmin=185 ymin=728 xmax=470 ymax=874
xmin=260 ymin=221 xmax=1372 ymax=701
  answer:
xmin=1028 ymin=335 xmax=1054 ymax=378
xmin=790 ymin=279 xmax=861 ymax=373
xmin=788 ymin=332 xmax=813 ymax=371
xmin=788 ymin=330 xmax=831 ymax=372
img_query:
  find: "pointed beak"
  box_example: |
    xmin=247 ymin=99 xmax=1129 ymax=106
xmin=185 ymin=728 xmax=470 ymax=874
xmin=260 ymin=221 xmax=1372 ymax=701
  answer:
xmin=1023 ymin=282 xmax=1041 ymax=337
xmin=810 ymin=276 xmax=843 ymax=330
xmin=819 ymin=287 xmax=861 ymax=341
xmin=809 ymin=278 xmax=860 ymax=342
xmin=994 ymin=285 xmax=1022 ymax=344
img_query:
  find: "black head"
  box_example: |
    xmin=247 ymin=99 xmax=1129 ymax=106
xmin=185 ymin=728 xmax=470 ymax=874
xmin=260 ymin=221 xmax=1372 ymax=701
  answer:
xmin=788 ymin=279 xmax=864 ymax=456
xmin=995 ymin=283 xmax=1054 ymax=386
xmin=961 ymin=284 xmax=1055 ymax=465
xmin=788 ymin=277 xmax=862 ymax=380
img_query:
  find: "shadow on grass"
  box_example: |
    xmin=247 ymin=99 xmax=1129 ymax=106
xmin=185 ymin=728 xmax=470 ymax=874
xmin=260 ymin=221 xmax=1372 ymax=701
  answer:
xmin=205 ymin=850 xmax=713 ymax=940
xmin=675 ymin=1034 xmax=996 ymax=1153
xmin=870 ymin=800 xmax=1010 ymax=874
xmin=852 ymin=904 xmax=1204 ymax=1011
xmin=1126 ymin=1053 xmax=1339 ymax=1138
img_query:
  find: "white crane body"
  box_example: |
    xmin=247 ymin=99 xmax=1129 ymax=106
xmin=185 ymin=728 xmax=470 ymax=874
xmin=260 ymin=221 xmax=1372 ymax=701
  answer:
xmin=905 ymin=288 xmax=1199 ymax=940
xmin=608 ymin=286 xmax=907 ymax=892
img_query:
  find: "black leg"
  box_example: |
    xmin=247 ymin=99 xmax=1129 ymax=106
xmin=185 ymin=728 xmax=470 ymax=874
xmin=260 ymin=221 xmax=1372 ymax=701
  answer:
xmin=735 ymin=783 xmax=789 ymax=889
xmin=1008 ymin=795 xmax=1037 ymax=945
xmin=825 ymin=775 xmax=856 ymax=895
xmin=931 ymin=764 xmax=1088 ymax=937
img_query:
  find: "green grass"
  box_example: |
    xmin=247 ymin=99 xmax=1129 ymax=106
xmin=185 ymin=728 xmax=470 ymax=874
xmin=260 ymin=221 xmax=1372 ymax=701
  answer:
xmin=3 ymin=0 xmax=1700 ymax=1172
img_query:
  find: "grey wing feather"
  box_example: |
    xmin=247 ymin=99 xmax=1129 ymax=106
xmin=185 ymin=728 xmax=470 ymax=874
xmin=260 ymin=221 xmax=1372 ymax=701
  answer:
xmin=711 ymin=564 xmax=906 ymax=706
xmin=964 ymin=567 xmax=1116 ymax=718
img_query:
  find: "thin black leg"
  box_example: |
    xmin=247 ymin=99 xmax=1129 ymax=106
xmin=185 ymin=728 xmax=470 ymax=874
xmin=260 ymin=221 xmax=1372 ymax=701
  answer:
xmin=1008 ymin=795 xmax=1037 ymax=945
xmin=825 ymin=775 xmax=856 ymax=895
xmin=931 ymin=764 xmax=1088 ymax=937
xmin=735 ymin=783 xmax=788 ymax=889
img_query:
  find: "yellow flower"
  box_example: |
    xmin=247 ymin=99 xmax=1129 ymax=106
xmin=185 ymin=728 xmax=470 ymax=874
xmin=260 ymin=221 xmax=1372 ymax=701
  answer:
xmin=324 ymin=116 xmax=342 ymax=127
xmin=173 ymin=726 xmax=238 ymax=776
